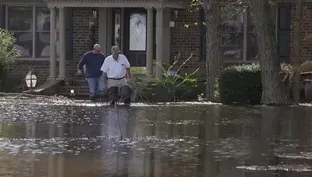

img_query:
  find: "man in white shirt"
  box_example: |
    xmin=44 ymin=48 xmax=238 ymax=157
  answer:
xmin=100 ymin=46 xmax=132 ymax=105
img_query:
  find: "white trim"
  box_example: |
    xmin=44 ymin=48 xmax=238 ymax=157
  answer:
xmin=0 ymin=0 xmax=45 ymax=4
xmin=275 ymin=4 xmax=278 ymax=42
xmin=243 ymin=10 xmax=247 ymax=61
xmin=4 ymin=4 xmax=45 ymax=6
xmin=14 ymin=58 xmax=60 ymax=61
xmin=4 ymin=5 xmax=8 ymax=28
xmin=120 ymin=8 xmax=124 ymax=53
xmin=224 ymin=60 xmax=259 ymax=64
xmin=49 ymin=2 xmax=161 ymax=8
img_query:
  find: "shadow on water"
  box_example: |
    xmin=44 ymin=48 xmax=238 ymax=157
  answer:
xmin=0 ymin=96 xmax=312 ymax=176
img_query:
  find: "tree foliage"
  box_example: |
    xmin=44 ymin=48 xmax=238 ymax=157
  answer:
xmin=0 ymin=29 xmax=20 ymax=78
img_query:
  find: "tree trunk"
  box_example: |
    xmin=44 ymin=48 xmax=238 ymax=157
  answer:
xmin=250 ymin=0 xmax=293 ymax=105
xmin=204 ymin=0 xmax=223 ymax=102
xmin=293 ymin=0 xmax=303 ymax=104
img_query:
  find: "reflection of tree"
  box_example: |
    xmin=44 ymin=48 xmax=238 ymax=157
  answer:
xmin=0 ymin=123 xmax=26 ymax=138
xmin=249 ymin=107 xmax=282 ymax=175
xmin=115 ymin=108 xmax=132 ymax=177
xmin=197 ymin=106 xmax=221 ymax=177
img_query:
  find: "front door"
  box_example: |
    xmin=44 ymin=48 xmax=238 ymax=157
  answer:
xmin=123 ymin=8 xmax=147 ymax=67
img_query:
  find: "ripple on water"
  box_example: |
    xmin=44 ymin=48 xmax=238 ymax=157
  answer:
xmin=237 ymin=164 xmax=312 ymax=172
xmin=275 ymin=152 xmax=312 ymax=160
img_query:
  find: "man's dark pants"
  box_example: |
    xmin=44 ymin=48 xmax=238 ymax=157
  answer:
xmin=107 ymin=78 xmax=132 ymax=104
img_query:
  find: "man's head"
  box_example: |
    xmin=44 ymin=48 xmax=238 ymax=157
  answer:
xmin=93 ymin=44 xmax=101 ymax=54
xmin=111 ymin=46 xmax=120 ymax=59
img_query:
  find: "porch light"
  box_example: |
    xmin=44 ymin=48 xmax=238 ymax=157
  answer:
xmin=89 ymin=9 xmax=98 ymax=26
xmin=92 ymin=9 xmax=98 ymax=20
xmin=25 ymin=70 xmax=37 ymax=89
xmin=70 ymin=89 xmax=75 ymax=97
xmin=173 ymin=10 xmax=179 ymax=19
xmin=170 ymin=10 xmax=179 ymax=28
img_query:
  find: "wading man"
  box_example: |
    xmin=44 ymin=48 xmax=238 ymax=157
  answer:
xmin=77 ymin=44 xmax=106 ymax=100
xmin=100 ymin=46 xmax=132 ymax=105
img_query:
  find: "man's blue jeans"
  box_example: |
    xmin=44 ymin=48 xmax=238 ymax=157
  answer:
xmin=86 ymin=75 xmax=104 ymax=97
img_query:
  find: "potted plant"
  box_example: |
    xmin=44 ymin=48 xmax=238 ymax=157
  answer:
xmin=283 ymin=61 xmax=312 ymax=102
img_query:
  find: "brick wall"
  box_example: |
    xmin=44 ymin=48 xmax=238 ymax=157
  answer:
xmin=290 ymin=3 xmax=312 ymax=61
xmin=5 ymin=60 xmax=50 ymax=92
xmin=3 ymin=7 xmax=98 ymax=91
xmin=171 ymin=2 xmax=312 ymax=75
xmin=72 ymin=8 xmax=99 ymax=60
xmin=170 ymin=9 xmax=205 ymax=75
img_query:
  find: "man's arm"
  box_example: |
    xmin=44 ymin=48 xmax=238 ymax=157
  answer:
xmin=123 ymin=55 xmax=131 ymax=79
xmin=100 ymin=58 xmax=109 ymax=88
xmin=103 ymin=72 xmax=108 ymax=88
xmin=77 ymin=53 xmax=88 ymax=71
xmin=100 ymin=53 xmax=106 ymax=65
xmin=126 ymin=68 xmax=131 ymax=79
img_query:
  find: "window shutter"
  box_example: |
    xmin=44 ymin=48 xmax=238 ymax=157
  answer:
xmin=277 ymin=3 xmax=291 ymax=62
xmin=200 ymin=8 xmax=206 ymax=61
xmin=0 ymin=5 xmax=5 ymax=28
xmin=66 ymin=7 xmax=73 ymax=60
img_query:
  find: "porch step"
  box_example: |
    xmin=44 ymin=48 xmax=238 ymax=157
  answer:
xmin=58 ymin=74 xmax=153 ymax=97
xmin=59 ymin=85 xmax=90 ymax=96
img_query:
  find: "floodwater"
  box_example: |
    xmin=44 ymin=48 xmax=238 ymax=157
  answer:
xmin=0 ymin=96 xmax=312 ymax=177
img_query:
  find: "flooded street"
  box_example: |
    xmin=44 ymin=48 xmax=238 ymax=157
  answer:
xmin=0 ymin=96 xmax=312 ymax=177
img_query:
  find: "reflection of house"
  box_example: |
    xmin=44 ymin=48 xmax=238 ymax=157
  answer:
xmin=0 ymin=0 xmax=298 ymax=93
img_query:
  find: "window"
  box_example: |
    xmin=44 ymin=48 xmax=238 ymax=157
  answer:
xmin=246 ymin=11 xmax=258 ymax=60
xmin=277 ymin=3 xmax=291 ymax=62
xmin=36 ymin=7 xmax=59 ymax=58
xmin=113 ymin=9 xmax=121 ymax=48
xmin=6 ymin=6 xmax=59 ymax=59
xmin=222 ymin=12 xmax=245 ymax=60
xmin=129 ymin=12 xmax=146 ymax=51
xmin=7 ymin=6 xmax=33 ymax=57
xmin=200 ymin=9 xmax=260 ymax=61
xmin=200 ymin=5 xmax=290 ymax=62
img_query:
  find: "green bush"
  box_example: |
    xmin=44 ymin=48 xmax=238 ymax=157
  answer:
xmin=0 ymin=29 xmax=20 ymax=81
xmin=219 ymin=63 xmax=262 ymax=105
xmin=138 ymin=53 xmax=204 ymax=102
xmin=219 ymin=63 xmax=292 ymax=105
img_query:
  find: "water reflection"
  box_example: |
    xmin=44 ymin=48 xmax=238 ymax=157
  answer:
xmin=0 ymin=97 xmax=312 ymax=176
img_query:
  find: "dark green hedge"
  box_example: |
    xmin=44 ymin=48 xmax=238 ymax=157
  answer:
xmin=219 ymin=64 xmax=262 ymax=105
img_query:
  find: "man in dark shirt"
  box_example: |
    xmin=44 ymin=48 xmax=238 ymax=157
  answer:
xmin=77 ymin=44 xmax=106 ymax=100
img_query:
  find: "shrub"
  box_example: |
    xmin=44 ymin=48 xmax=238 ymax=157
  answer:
xmin=140 ymin=76 xmax=205 ymax=102
xmin=219 ymin=63 xmax=292 ymax=105
xmin=219 ymin=63 xmax=262 ymax=105
xmin=0 ymin=29 xmax=20 ymax=81
xmin=139 ymin=53 xmax=205 ymax=102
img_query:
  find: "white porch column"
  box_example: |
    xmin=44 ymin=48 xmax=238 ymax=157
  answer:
xmin=98 ymin=8 xmax=107 ymax=54
xmin=106 ymin=8 xmax=113 ymax=54
xmin=120 ymin=8 xmax=125 ymax=52
xmin=155 ymin=8 xmax=164 ymax=79
xmin=49 ymin=7 xmax=57 ymax=80
xmin=146 ymin=8 xmax=154 ymax=76
xmin=58 ymin=7 xmax=66 ymax=79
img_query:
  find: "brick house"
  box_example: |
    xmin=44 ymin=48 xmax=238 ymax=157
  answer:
xmin=0 ymin=0 xmax=305 ymax=93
